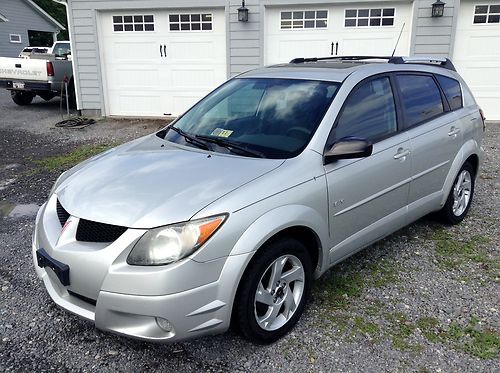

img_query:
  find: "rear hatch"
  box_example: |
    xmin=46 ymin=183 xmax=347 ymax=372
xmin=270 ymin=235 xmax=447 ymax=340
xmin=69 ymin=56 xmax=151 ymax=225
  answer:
xmin=0 ymin=57 xmax=48 ymax=81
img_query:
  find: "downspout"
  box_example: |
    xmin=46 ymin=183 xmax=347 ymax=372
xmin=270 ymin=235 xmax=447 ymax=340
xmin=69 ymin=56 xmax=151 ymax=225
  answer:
xmin=52 ymin=0 xmax=80 ymax=111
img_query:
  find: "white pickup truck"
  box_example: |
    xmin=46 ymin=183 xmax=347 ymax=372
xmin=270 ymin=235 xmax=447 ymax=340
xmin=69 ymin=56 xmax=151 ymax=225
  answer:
xmin=0 ymin=41 xmax=74 ymax=106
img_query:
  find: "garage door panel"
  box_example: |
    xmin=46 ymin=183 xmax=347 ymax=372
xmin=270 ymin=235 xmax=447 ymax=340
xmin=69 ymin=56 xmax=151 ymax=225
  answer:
xmin=111 ymin=40 xmax=159 ymax=61
xmin=454 ymin=0 xmax=500 ymax=119
xmin=466 ymin=35 xmax=500 ymax=55
xmin=100 ymin=9 xmax=226 ymax=116
xmin=265 ymin=3 xmax=411 ymax=65
xmin=169 ymin=40 xmax=220 ymax=61
xmin=171 ymin=69 xmax=216 ymax=88
xmin=113 ymin=69 xmax=160 ymax=88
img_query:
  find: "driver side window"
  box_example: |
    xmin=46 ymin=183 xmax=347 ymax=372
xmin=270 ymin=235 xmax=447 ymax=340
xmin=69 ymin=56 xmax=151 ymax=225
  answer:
xmin=334 ymin=76 xmax=397 ymax=143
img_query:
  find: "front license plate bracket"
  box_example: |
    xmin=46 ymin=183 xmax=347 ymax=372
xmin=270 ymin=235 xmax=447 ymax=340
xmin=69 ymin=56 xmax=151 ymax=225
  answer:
xmin=36 ymin=248 xmax=70 ymax=286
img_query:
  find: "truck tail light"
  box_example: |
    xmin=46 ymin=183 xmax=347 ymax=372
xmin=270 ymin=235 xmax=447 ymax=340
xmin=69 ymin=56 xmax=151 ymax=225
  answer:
xmin=46 ymin=61 xmax=54 ymax=76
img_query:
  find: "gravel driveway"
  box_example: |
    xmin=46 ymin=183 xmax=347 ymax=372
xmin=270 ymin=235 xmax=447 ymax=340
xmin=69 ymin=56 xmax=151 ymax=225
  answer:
xmin=0 ymin=89 xmax=498 ymax=372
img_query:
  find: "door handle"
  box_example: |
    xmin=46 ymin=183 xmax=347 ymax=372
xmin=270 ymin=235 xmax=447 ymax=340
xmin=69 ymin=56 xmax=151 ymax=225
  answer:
xmin=160 ymin=45 xmax=163 ymax=57
xmin=393 ymin=148 xmax=410 ymax=160
xmin=335 ymin=42 xmax=339 ymax=56
xmin=163 ymin=45 xmax=167 ymax=58
xmin=331 ymin=42 xmax=334 ymax=56
xmin=448 ymin=126 xmax=461 ymax=136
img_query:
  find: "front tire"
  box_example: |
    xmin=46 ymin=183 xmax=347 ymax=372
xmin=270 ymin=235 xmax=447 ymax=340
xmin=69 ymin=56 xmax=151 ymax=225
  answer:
xmin=11 ymin=91 xmax=35 ymax=105
xmin=439 ymin=162 xmax=475 ymax=224
xmin=234 ymin=238 xmax=312 ymax=344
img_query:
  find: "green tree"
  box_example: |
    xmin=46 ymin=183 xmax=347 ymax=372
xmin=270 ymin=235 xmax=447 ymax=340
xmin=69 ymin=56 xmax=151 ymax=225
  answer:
xmin=34 ymin=0 xmax=69 ymax=40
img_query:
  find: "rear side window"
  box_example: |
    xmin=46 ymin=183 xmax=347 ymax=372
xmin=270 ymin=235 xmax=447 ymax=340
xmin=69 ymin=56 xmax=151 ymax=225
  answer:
xmin=396 ymin=75 xmax=444 ymax=127
xmin=436 ymin=75 xmax=463 ymax=111
xmin=334 ymin=77 xmax=397 ymax=142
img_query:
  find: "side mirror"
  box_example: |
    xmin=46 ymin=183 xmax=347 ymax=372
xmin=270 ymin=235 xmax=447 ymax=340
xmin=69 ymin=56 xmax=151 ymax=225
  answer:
xmin=324 ymin=137 xmax=373 ymax=164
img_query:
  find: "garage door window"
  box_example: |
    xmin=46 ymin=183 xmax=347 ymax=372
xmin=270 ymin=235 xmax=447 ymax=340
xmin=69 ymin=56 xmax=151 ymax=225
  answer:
xmin=473 ymin=5 xmax=500 ymax=24
xmin=169 ymin=14 xmax=213 ymax=31
xmin=344 ymin=8 xmax=395 ymax=27
xmin=113 ymin=15 xmax=155 ymax=32
xmin=280 ymin=10 xmax=328 ymax=29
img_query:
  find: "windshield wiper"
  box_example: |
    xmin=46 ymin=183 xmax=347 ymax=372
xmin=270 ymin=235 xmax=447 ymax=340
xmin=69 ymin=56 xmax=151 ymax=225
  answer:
xmin=168 ymin=126 xmax=212 ymax=151
xmin=195 ymin=135 xmax=266 ymax=158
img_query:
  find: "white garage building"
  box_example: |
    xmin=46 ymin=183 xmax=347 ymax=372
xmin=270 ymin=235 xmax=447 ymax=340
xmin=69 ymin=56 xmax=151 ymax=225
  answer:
xmin=62 ymin=0 xmax=500 ymax=120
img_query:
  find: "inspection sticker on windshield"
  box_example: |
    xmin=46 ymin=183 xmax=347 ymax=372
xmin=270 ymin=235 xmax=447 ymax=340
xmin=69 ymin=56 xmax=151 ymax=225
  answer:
xmin=211 ymin=128 xmax=233 ymax=138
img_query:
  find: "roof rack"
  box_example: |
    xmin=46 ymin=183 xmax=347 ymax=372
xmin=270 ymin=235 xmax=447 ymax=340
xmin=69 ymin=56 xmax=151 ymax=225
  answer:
xmin=388 ymin=56 xmax=456 ymax=71
xmin=289 ymin=55 xmax=456 ymax=71
xmin=289 ymin=56 xmax=391 ymax=64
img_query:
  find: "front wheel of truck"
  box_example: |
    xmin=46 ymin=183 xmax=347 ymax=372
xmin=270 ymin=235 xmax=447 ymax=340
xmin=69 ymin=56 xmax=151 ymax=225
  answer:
xmin=11 ymin=91 xmax=35 ymax=106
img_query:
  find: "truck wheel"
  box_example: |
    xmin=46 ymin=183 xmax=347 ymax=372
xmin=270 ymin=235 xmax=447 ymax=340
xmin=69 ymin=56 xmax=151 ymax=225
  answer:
xmin=11 ymin=91 xmax=35 ymax=106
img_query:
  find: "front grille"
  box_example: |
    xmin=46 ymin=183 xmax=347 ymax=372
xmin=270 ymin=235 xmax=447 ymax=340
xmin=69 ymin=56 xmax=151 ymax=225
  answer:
xmin=56 ymin=199 xmax=70 ymax=226
xmin=76 ymin=219 xmax=128 ymax=243
xmin=68 ymin=290 xmax=97 ymax=306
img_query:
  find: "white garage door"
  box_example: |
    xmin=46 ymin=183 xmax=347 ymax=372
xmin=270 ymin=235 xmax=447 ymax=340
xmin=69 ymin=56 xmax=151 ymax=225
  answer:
xmin=99 ymin=9 xmax=227 ymax=116
xmin=453 ymin=1 xmax=500 ymax=120
xmin=265 ymin=2 xmax=412 ymax=65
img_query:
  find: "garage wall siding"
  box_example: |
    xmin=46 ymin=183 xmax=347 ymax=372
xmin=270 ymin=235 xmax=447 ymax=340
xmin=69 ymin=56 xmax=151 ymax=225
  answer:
xmin=229 ymin=0 xmax=262 ymax=75
xmin=412 ymin=0 xmax=458 ymax=57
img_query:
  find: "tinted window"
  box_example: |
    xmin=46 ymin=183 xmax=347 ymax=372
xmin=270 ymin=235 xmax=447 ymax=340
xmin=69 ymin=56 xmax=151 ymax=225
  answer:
xmin=396 ymin=75 xmax=444 ymax=127
xmin=334 ymin=77 xmax=397 ymax=142
xmin=436 ymin=75 xmax=463 ymax=111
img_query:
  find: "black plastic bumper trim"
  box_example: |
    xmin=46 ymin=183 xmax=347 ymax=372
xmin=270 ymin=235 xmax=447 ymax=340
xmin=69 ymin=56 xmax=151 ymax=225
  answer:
xmin=36 ymin=248 xmax=70 ymax=286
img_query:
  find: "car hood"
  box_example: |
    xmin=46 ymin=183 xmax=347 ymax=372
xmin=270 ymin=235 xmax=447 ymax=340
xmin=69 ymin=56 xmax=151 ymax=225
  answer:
xmin=56 ymin=135 xmax=284 ymax=228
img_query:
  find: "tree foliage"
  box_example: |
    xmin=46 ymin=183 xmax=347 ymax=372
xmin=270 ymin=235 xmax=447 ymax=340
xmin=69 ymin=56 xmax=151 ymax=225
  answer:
xmin=33 ymin=0 xmax=69 ymax=40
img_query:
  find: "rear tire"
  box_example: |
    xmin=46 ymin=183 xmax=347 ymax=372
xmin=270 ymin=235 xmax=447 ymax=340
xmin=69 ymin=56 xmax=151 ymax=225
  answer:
xmin=439 ymin=162 xmax=475 ymax=225
xmin=11 ymin=91 xmax=35 ymax=106
xmin=234 ymin=237 xmax=312 ymax=344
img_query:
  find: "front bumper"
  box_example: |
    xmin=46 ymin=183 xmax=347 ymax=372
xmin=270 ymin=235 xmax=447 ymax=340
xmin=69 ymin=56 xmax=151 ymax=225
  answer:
xmin=32 ymin=198 xmax=252 ymax=342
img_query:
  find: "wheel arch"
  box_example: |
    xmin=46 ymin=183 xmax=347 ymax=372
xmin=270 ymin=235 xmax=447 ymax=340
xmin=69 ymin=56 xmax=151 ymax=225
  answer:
xmin=440 ymin=140 xmax=481 ymax=207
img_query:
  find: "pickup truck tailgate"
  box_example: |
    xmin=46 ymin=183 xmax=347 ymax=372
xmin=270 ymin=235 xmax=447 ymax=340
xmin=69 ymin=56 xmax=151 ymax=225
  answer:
xmin=0 ymin=57 xmax=48 ymax=81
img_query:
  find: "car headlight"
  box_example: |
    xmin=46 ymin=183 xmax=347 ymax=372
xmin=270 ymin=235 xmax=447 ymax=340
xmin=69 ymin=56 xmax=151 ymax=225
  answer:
xmin=127 ymin=214 xmax=227 ymax=266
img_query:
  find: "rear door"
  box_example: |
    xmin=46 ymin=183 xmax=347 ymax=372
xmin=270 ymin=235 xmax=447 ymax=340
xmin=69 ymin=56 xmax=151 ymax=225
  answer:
xmin=395 ymin=73 xmax=463 ymax=221
xmin=325 ymin=75 xmax=411 ymax=263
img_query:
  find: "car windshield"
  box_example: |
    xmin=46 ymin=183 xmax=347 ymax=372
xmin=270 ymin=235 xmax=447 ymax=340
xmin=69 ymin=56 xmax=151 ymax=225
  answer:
xmin=161 ymin=78 xmax=340 ymax=159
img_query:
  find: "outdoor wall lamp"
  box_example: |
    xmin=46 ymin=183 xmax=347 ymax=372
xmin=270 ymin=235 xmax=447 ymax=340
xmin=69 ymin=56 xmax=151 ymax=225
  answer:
xmin=238 ymin=0 xmax=249 ymax=22
xmin=431 ymin=0 xmax=446 ymax=17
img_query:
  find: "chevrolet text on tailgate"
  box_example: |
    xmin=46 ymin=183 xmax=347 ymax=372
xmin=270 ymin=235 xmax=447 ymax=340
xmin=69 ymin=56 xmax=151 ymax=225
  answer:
xmin=33 ymin=56 xmax=484 ymax=344
xmin=0 ymin=41 xmax=74 ymax=106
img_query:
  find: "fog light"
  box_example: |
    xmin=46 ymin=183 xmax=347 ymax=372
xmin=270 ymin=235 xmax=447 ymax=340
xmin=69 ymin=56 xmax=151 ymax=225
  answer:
xmin=156 ymin=317 xmax=173 ymax=332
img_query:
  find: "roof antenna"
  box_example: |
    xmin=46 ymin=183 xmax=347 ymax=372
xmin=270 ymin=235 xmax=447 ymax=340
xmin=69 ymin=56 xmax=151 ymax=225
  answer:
xmin=391 ymin=22 xmax=405 ymax=57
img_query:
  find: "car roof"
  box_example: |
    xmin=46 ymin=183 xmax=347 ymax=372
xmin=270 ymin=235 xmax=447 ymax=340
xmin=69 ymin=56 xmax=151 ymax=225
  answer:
xmin=238 ymin=56 xmax=459 ymax=83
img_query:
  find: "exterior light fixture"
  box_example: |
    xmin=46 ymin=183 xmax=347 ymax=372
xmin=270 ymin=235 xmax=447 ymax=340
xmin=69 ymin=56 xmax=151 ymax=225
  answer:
xmin=238 ymin=0 xmax=249 ymax=22
xmin=431 ymin=0 xmax=446 ymax=17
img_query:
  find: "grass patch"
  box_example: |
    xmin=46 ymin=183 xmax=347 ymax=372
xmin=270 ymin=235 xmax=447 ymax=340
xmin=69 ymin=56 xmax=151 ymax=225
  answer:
xmin=417 ymin=316 xmax=499 ymax=359
xmin=32 ymin=143 xmax=115 ymax=173
xmin=384 ymin=312 xmax=422 ymax=352
xmin=353 ymin=316 xmax=379 ymax=337
xmin=313 ymin=271 xmax=364 ymax=309
xmin=430 ymin=228 xmax=497 ymax=272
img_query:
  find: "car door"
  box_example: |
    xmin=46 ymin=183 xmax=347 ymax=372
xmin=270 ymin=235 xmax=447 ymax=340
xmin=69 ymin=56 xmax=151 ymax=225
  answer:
xmin=324 ymin=75 xmax=412 ymax=264
xmin=395 ymin=73 xmax=463 ymax=222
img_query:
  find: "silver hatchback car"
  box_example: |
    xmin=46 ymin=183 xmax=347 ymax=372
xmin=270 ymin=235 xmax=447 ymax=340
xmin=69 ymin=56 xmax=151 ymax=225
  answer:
xmin=33 ymin=56 xmax=484 ymax=344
